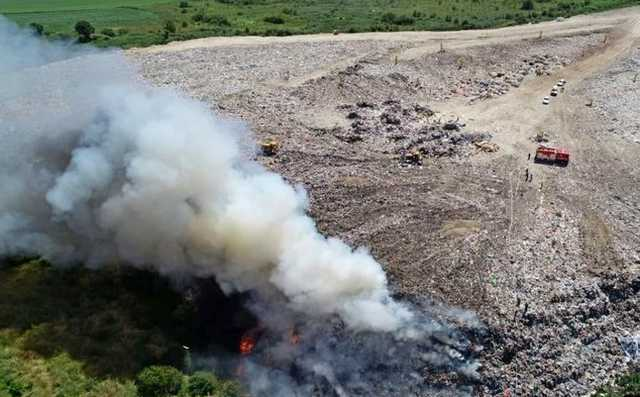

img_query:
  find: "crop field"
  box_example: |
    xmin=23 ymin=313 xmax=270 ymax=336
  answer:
xmin=1 ymin=0 xmax=638 ymax=48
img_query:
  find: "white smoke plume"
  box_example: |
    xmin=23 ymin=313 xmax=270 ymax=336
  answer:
xmin=0 ymin=16 xmax=413 ymax=333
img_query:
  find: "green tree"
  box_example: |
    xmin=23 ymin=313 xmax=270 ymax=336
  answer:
xmin=135 ymin=366 xmax=183 ymax=397
xmin=84 ymin=380 xmax=137 ymax=397
xmin=215 ymin=381 xmax=242 ymax=397
xmin=521 ymin=0 xmax=535 ymax=10
xmin=101 ymin=28 xmax=116 ymax=37
xmin=186 ymin=372 xmax=217 ymax=396
xmin=29 ymin=23 xmax=44 ymax=36
xmin=263 ymin=16 xmax=285 ymax=24
xmin=164 ymin=20 xmax=177 ymax=33
xmin=74 ymin=20 xmax=95 ymax=42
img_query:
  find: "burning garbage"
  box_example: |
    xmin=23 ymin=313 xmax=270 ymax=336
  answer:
xmin=239 ymin=332 xmax=258 ymax=356
xmin=0 ymin=16 xmax=481 ymax=396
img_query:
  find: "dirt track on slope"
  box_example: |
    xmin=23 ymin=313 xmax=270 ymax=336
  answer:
xmin=130 ymin=6 xmax=640 ymax=396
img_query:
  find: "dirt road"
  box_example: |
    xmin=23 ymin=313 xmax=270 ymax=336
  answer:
xmin=131 ymin=6 xmax=640 ymax=396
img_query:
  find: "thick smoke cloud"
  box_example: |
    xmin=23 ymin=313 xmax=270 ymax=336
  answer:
xmin=0 ymin=17 xmax=413 ymax=333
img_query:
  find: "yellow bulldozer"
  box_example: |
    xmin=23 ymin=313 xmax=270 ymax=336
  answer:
xmin=260 ymin=139 xmax=279 ymax=156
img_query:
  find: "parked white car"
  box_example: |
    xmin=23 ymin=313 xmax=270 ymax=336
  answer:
xmin=542 ymin=96 xmax=550 ymax=105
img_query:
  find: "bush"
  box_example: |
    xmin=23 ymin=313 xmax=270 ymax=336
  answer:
xmin=192 ymin=12 xmax=205 ymax=22
xmin=381 ymin=12 xmax=396 ymax=24
xmin=187 ymin=372 xmax=217 ymax=396
xmin=182 ymin=21 xmax=188 ymax=28
xmin=29 ymin=22 xmax=44 ymax=35
xmin=179 ymin=1 xmax=189 ymax=8
xmin=264 ymin=29 xmax=292 ymax=36
xmin=215 ymin=381 xmax=242 ymax=397
xmin=597 ymin=372 xmax=640 ymax=396
xmin=50 ymin=32 xmax=74 ymax=40
xmin=208 ymin=15 xmax=230 ymax=26
xmin=84 ymin=380 xmax=137 ymax=397
xmin=263 ymin=16 xmax=285 ymax=24
xmin=0 ymin=356 xmax=31 ymax=397
xmin=74 ymin=20 xmax=95 ymax=42
xmin=135 ymin=366 xmax=183 ymax=397
xmin=164 ymin=20 xmax=177 ymax=33
xmin=394 ymin=15 xmax=416 ymax=25
xmin=101 ymin=28 xmax=116 ymax=37
xmin=521 ymin=0 xmax=535 ymax=10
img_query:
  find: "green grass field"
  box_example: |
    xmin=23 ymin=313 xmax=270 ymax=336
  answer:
xmin=1 ymin=0 xmax=639 ymax=48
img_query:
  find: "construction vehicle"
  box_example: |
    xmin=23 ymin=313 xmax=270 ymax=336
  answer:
xmin=474 ymin=140 xmax=499 ymax=152
xmin=403 ymin=149 xmax=422 ymax=165
xmin=260 ymin=139 xmax=279 ymax=156
xmin=534 ymin=146 xmax=569 ymax=166
xmin=535 ymin=131 xmax=549 ymax=143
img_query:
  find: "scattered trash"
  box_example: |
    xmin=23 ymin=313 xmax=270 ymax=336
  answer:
xmin=337 ymin=101 xmax=494 ymax=162
xmin=474 ymin=141 xmax=499 ymax=152
xmin=620 ymin=334 xmax=640 ymax=361
xmin=443 ymin=117 xmax=463 ymax=131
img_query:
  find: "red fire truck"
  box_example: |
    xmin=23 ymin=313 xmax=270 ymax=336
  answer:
xmin=534 ymin=146 xmax=570 ymax=166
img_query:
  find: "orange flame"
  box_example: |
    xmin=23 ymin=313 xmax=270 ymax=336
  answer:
xmin=239 ymin=334 xmax=256 ymax=356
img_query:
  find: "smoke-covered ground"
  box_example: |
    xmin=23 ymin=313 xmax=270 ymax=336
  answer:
xmin=0 ymin=16 xmax=482 ymax=395
xmin=196 ymin=296 xmax=482 ymax=396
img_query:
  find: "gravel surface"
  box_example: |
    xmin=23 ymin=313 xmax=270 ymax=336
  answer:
xmin=582 ymin=47 xmax=640 ymax=143
xmin=359 ymin=34 xmax=605 ymax=102
xmin=131 ymin=40 xmax=407 ymax=102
